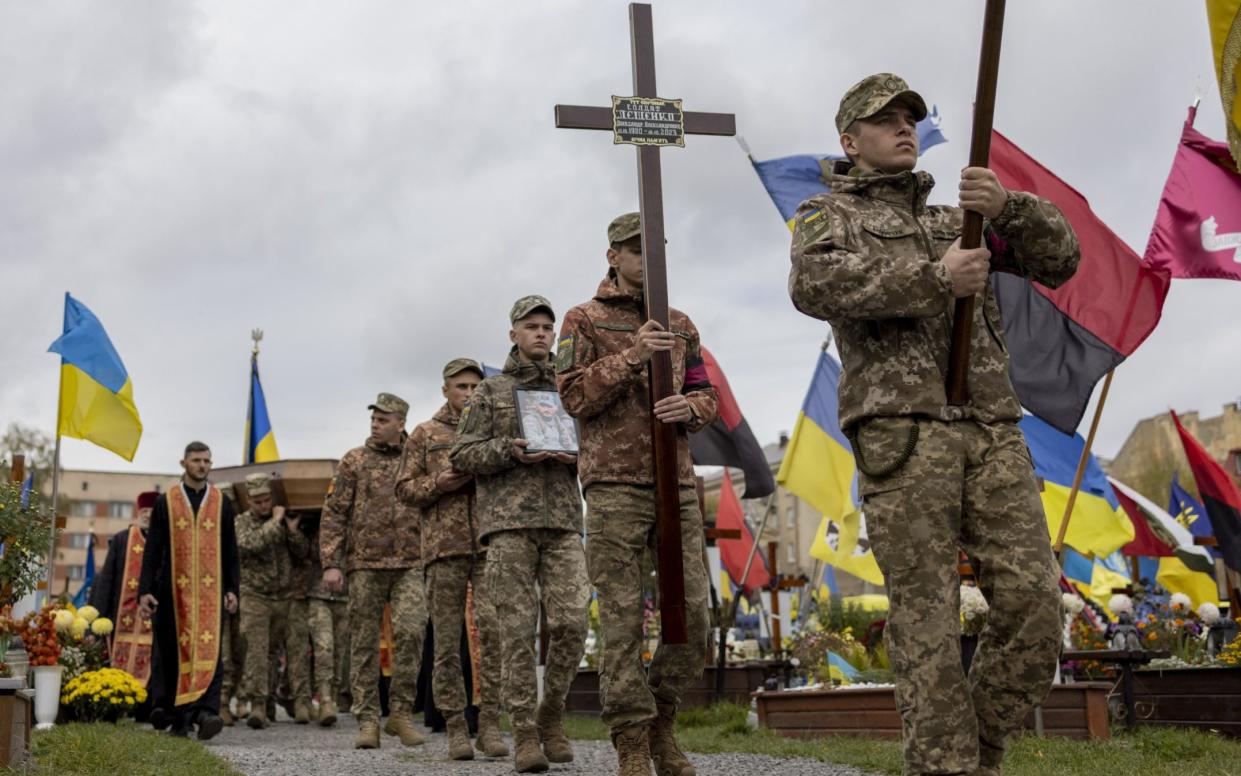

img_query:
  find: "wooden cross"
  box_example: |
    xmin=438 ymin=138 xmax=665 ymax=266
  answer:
xmin=766 ymin=542 xmax=806 ymax=657
xmin=554 ymin=2 xmax=735 ymax=644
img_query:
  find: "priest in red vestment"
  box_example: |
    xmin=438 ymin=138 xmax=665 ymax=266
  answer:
xmin=138 ymin=441 xmax=240 ymax=739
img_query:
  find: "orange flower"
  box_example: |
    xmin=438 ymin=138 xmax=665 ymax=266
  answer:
xmin=1146 ymin=632 xmax=1158 ymax=642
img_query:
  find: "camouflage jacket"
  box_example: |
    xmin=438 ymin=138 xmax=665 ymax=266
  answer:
xmin=396 ymin=403 xmax=482 ymax=564
xmin=556 ymin=276 xmax=718 ymax=489
xmin=305 ymin=529 xmax=348 ymax=602
xmin=235 ymin=509 xmax=310 ymax=600
xmin=450 ymin=350 xmax=583 ymax=541
xmin=789 ymin=163 xmax=1079 ymax=434
xmin=320 ymin=435 xmax=422 ymax=571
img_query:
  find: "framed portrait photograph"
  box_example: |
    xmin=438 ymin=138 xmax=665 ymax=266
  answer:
xmin=514 ymin=388 xmax=580 ymax=454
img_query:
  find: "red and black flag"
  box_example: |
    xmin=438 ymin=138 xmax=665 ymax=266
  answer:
xmin=989 ymin=131 xmax=1170 ymax=434
xmin=1172 ymin=410 xmax=1241 ymax=573
xmin=689 ymin=347 xmax=775 ymax=499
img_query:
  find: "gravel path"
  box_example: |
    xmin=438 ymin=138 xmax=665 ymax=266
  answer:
xmin=208 ymin=712 xmax=880 ymax=776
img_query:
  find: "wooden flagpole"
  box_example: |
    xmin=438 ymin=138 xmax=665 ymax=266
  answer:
xmin=946 ymin=0 xmax=1008 ymax=404
xmin=1053 ymin=369 xmax=1116 ymax=563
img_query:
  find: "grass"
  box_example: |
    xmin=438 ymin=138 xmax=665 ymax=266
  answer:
xmin=562 ymin=703 xmax=1241 ymax=776
xmin=7 ymin=722 xmax=241 ymax=776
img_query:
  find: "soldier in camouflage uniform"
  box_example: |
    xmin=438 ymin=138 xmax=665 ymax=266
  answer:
xmin=235 ymin=473 xmax=310 ymax=729
xmin=282 ymin=523 xmax=314 ymax=724
xmin=557 ymin=213 xmax=718 ymax=776
xmin=396 ymin=357 xmax=508 ymax=762
xmin=788 ymin=74 xmax=1080 ymax=776
xmin=451 ymin=297 xmax=590 ymax=774
xmin=320 ymin=393 xmax=428 ymax=750
xmin=306 ymin=523 xmax=349 ymax=726
xmin=216 ymin=482 xmax=245 ymax=726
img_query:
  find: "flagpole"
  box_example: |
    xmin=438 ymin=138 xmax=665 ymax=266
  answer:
xmin=1054 ymin=369 xmax=1116 ymax=564
xmin=45 ymin=293 xmax=69 ymax=599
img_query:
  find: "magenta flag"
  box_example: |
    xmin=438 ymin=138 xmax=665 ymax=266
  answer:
xmin=1144 ymin=106 xmax=1241 ymax=281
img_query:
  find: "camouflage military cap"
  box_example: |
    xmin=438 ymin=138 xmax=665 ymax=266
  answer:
xmin=244 ymin=473 xmax=272 ymax=498
xmin=443 ymin=357 xmax=484 ymax=381
xmin=836 ymin=73 xmax=927 ymax=134
xmin=607 ymin=212 xmax=642 ymax=244
xmin=368 ymin=392 xmax=409 ymax=416
xmin=509 ymin=295 xmax=555 ymax=323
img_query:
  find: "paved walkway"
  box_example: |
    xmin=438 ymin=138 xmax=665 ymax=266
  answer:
xmin=208 ymin=713 xmax=877 ymax=776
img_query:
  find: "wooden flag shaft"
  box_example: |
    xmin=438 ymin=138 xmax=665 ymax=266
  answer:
xmin=1054 ymin=369 xmax=1115 ymax=560
xmin=946 ymin=0 xmax=1007 ymax=405
xmin=553 ymin=2 xmax=736 ymax=645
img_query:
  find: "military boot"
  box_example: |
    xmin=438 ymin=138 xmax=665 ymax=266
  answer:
xmin=475 ymin=708 xmax=509 ymax=757
xmin=220 ymin=707 xmax=234 ymax=727
xmin=294 ymin=699 xmax=311 ymax=725
xmin=513 ymin=726 xmax=550 ymax=773
xmin=649 ymin=703 xmax=695 ymax=776
xmin=246 ymin=706 xmax=269 ymax=730
xmin=536 ymin=701 xmax=574 ymax=763
xmin=446 ymin=714 xmax=475 ymax=761
xmin=614 ymin=725 xmax=654 ymax=776
xmin=383 ymin=709 xmax=427 ymax=746
xmin=354 ymin=719 xmax=381 ymax=749
xmin=318 ymin=697 xmax=338 ymax=728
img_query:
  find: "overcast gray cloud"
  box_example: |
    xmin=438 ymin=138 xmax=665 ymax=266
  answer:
xmin=2 ymin=0 xmax=1236 ymax=475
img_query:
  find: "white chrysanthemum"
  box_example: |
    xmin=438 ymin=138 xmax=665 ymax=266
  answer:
xmin=53 ymin=609 xmax=75 ymax=632
xmin=1169 ymin=593 xmax=1192 ymax=611
xmin=1198 ymin=602 xmax=1221 ymax=625
xmin=960 ymin=584 xmax=989 ymax=617
xmin=1061 ymin=593 xmax=1085 ymax=615
xmin=1108 ymin=594 xmax=1134 ymax=616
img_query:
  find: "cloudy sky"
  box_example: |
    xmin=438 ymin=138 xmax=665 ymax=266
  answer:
xmin=2 ymin=0 xmax=1237 ymax=476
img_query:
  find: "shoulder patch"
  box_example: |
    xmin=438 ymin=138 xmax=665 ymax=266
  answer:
xmin=799 ymin=208 xmax=823 ymax=225
xmin=555 ymin=335 xmax=575 ymax=373
xmin=457 ymin=403 xmax=474 ymax=434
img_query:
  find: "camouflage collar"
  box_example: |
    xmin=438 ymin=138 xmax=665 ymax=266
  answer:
xmin=826 ymin=161 xmax=936 ymax=210
xmin=502 ymin=347 xmax=556 ymax=387
xmin=364 ymin=433 xmax=406 ymax=456
xmin=432 ymin=402 xmax=459 ymax=427
xmin=594 ymin=275 xmax=642 ymax=307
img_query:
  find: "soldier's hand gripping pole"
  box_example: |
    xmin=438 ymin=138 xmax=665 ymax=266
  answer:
xmin=946 ymin=0 xmax=1006 ymax=405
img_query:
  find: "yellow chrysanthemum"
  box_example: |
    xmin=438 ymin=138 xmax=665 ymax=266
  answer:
xmin=91 ymin=617 xmax=114 ymax=636
xmin=77 ymin=605 xmax=99 ymax=623
xmin=70 ymin=618 xmax=88 ymax=640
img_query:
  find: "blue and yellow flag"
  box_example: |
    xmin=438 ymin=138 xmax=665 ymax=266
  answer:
xmin=779 ymin=349 xmax=884 ymax=586
xmin=1170 ymin=473 xmax=1218 ymax=560
xmin=47 ymin=293 xmax=142 ymax=461
xmin=1018 ymin=414 xmax=1134 ymax=558
xmin=751 ymin=107 xmax=948 ymax=227
xmin=245 ymin=353 xmax=280 ymax=464
xmin=826 ymin=650 xmax=861 ymax=684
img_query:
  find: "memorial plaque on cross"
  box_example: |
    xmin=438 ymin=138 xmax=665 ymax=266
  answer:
xmin=555 ymin=2 xmax=735 ymax=644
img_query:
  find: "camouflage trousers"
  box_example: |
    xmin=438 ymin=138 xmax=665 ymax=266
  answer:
xmin=284 ymin=598 xmax=311 ymax=705
xmin=308 ymin=597 xmax=350 ymax=703
xmin=426 ymin=553 xmax=502 ymax=716
xmin=220 ymin=609 xmax=245 ymax=709
xmin=346 ymin=567 xmax=427 ymax=724
xmin=584 ymin=484 xmax=710 ymax=732
xmin=485 ymin=528 xmax=589 ymax=732
xmin=239 ymin=594 xmax=289 ymax=706
xmin=856 ymin=417 xmax=1062 ymax=775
